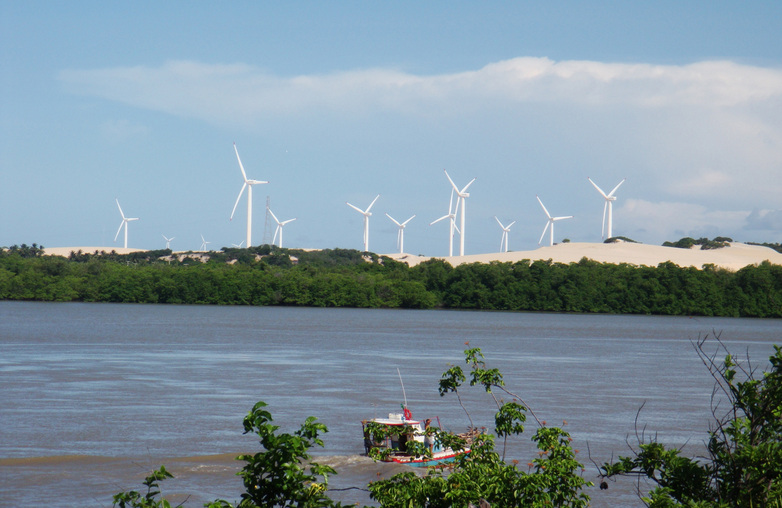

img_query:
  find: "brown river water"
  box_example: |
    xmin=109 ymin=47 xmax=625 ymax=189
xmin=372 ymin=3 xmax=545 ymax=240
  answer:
xmin=1 ymin=301 xmax=779 ymax=506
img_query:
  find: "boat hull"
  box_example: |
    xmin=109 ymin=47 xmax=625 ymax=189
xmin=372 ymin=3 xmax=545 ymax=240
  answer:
xmin=384 ymin=449 xmax=469 ymax=467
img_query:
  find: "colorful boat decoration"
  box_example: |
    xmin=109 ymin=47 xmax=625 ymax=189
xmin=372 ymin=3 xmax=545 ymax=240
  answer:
xmin=361 ymin=407 xmax=476 ymax=467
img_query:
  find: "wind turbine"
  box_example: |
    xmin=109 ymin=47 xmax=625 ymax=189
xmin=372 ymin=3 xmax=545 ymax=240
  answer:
xmin=229 ymin=143 xmax=269 ymax=248
xmin=429 ymin=189 xmax=460 ymax=257
xmin=494 ymin=217 xmax=516 ymax=253
xmin=386 ymin=213 xmax=415 ymax=254
xmin=113 ymin=199 xmax=138 ymax=249
xmin=231 ymin=241 xmax=245 ymax=248
xmin=536 ymin=195 xmax=573 ymax=247
xmin=199 ymin=234 xmax=210 ymax=252
xmin=268 ymin=207 xmax=296 ymax=248
xmin=588 ymin=177 xmax=626 ymax=240
xmin=444 ymin=170 xmax=476 ymax=256
xmin=346 ymin=194 xmax=380 ymax=252
xmin=162 ymin=234 xmax=174 ymax=250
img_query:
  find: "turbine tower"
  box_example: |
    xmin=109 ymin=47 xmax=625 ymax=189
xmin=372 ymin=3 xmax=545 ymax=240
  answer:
xmin=444 ymin=169 xmax=476 ymax=256
xmin=429 ymin=189 xmax=460 ymax=257
xmin=162 ymin=234 xmax=174 ymax=250
xmin=386 ymin=213 xmax=415 ymax=254
xmin=588 ymin=177 xmax=626 ymax=240
xmin=494 ymin=217 xmax=516 ymax=253
xmin=114 ymin=199 xmax=138 ymax=249
xmin=536 ymin=195 xmax=573 ymax=247
xmin=346 ymin=194 xmax=380 ymax=252
xmin=268 ymin=207 xmax=296 ymax=248
xmin=230 ymin=143 xmax=269 ymax=248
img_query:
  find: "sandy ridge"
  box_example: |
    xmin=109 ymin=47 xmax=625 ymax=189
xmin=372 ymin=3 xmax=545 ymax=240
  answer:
xmin=42 ymin=242 xmax=782 ymax=271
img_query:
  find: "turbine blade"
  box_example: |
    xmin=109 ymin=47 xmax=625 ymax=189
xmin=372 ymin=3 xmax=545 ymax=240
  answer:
xmin=602 ymin=201 xmax=608 ymax=238
xmin=539 ymin=221 xmax=550 ymax=245
xmin=385 ymin=213 xmax=401 ymax=226
xmin=495 ymin=216 xmax=503 ymax=228
xmin=588 ymin=177 xmax=608 ymax=198
xmin=233 ymin=143 xmax=249 ymax=182
xmin=281 ymin=218 xmax=296 ymax=225
xmin=230 ymin=183 xmax=247 ymax=220
xmin=508 ymin=221 xmax=516 ymax=228
xmin=114 ymin=221 xmax=124 ymax=242
xmin=608 ymin=178 xmax=626 ymax=197
xmin=273 ymin=226 xmax=280 ymax=245
xmin=116 ymin=199 xmax=125 ymax=220
xmin=553 ymin=215 xmax=574 ymax=221
xmin=268 ymin=208 xmax=280 ymax=225
xmin=430 ymin=214 xmax=449 ymax=226
xmin=536 ymin=195 xmax=552 ymax=219
xmin=443 ymin=169 xmax=460 ymax=193
xmin=401 ymin=215 xmax=415 ymax=225
xmin=461 ymin=177 xmax=477 ymax=194
xmin=346 ymin=202 xmax=364 ymax=214
xmin=366 ymin=194 xmax=380 ymax=213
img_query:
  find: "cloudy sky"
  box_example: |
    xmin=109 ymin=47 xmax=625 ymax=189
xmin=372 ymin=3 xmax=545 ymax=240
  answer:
xmin=2 ymin=2 xmax=781 ymax=255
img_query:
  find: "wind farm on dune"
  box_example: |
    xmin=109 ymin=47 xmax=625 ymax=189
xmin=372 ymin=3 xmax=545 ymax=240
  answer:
xmin=41 ymin=143 xmax=782 ymax=271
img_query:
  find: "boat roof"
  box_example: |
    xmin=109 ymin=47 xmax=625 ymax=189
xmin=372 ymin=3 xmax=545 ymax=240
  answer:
xmin=367 ymin=417 xmax=421 ymax=426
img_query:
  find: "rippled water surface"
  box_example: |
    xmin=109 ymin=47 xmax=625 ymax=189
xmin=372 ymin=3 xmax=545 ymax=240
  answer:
xmin=1 ymin=301 xmax=779 ymax=506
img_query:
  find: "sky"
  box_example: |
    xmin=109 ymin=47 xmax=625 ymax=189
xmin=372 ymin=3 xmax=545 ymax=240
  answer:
xmin=2 ymin=2 xmax=781 ymax=256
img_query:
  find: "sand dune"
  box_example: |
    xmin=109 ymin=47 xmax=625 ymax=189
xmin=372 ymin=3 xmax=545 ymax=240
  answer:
xmin=43 ymin=242 xmax=782 ymax=271
xmin=43 ymin=247 xmax=146 ymax=256
xmin=386 ymin=242 xmax=782 ymax=271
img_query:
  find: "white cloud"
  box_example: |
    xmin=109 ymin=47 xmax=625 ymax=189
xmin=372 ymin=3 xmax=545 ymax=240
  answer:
xmin=58 ymin=57 xmax=782 ymax=119
xmin=58 ymin=56 xmax=782 ymax=238
xmin=621 ymin=199 xmax=752 ymax=243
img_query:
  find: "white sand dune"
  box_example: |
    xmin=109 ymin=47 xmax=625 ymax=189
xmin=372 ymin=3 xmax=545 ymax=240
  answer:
xmin=385 ymin=242 xmax=782 ymax=271
xmin=43 ymin=242 xmax=782 ymax=271
xmin=43 ymin=246 xmax=146 ymax=256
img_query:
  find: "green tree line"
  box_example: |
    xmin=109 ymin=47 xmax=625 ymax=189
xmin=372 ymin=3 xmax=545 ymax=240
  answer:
xmin=1 ymin=245 xmax=781 ymax=317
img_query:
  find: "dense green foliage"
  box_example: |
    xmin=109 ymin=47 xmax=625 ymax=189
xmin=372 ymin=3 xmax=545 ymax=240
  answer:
xmin=662 ymin=237 xmax=732 ymax=250
xmin=2 ymin=245 xmax=782 ymax=317
xmin=602 ymin=336 xmax=782 ymax=507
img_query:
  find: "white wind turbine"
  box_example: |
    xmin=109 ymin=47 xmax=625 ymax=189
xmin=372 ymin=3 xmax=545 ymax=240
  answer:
xmin=230 ymin=143 xmax=269 ymax=248
xmin=199 ymin=234 xmax=210 ymax=252
xmin=162 ymin=234 xmax=174 ymax=250
xmin=386 ymin=213 xmax=415 ymax=254
xmin=231 ymin=241 xmax=245 ymax=248
xmin=494 ymin=217 xmax=516 ymax=253
xmin=588 ymin=177 xmax=626 ymax=240
xmin=429 ymin=189 xmax=460 ymax=257
xmin=268 ymin=207 xmax=296 ymax=248
xmin=444 ymin=170 xmax=476 ymax=256
xmin=114 ymin=199 xmax=139 ymax=249
xmin=536 ymin=195 xmax=573 ymax=247
xmin=346 ymin=194 xmax=380 ymax=252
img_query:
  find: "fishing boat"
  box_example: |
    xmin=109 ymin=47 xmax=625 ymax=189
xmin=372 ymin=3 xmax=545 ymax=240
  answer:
xmin=361 ymin=407 xmax=475 ymax=467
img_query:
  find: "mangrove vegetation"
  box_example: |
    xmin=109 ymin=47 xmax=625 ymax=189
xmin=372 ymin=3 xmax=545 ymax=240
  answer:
xmin=1 ymin=244 xmax=781 ymax=317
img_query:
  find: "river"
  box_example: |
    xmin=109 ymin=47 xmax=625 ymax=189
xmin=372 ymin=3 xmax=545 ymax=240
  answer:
xmin=1 ymin=301 xmax=779 ymax=506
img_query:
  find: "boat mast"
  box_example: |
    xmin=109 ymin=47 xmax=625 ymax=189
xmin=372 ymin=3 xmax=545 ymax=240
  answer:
xmin=397 ymin=367 xmax=408 ymax=409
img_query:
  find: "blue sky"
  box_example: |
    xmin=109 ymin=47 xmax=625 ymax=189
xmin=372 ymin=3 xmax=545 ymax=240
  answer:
xmin=2 ymin=2 xmax=781 ymax=255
